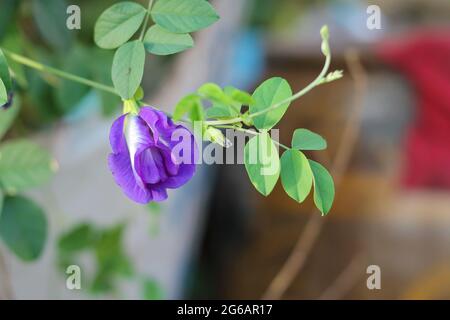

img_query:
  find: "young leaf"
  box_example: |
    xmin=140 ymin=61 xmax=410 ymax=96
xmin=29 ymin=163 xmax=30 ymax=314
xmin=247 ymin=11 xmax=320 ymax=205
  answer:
xmin=309 ymin=160 xmax=335 ymax=215
xmin=0 ymin=79 xmax=7 ymax=106
xmin=0 ymin=49 xmax=12 ymax=93
xmin=250 ymin=77 xmax=292 ymax=130
xmin=151 ymin=0 xmax=219 ymax=34
xmin=112 ymin=40 xmax=146 ymax=100
xmin=280 ymin=149 xmax=313 ymax=203
xmin=94 ymin=2 xmax=147 ymax=49
xmin=244 ymin=132 xmax=280 ymax=196
xmin=224 ymin=86 xmax=254 ymax=106
xmin=173 ymin=94 xmax=203 ymax=122
xmin=0 ymin=93 xmax=19 ymax=140
xmin=198 ymin=83 xmax=231 ymax=103
xmin=292 ymin=128 xmax=327 ymax=151
xmin=205 ymin=103 xmax=238 ymax=119
xmin=143 ymin=25 xmax=194 ymax=55
xmin=0 ymin=139 xmax=55 ymax=193
xmin=0 ymin=195 xmax=47 ymax=261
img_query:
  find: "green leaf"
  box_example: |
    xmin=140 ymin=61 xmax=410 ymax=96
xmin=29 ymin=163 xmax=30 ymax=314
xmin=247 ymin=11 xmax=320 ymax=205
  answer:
xmin=151 ymin=0 xmax=219 ymax=34
xmin=205 ymin=103 xmax=237 ymax=119
xmin=198 ymin=83 xmax=236 ymax=107
xmin=0 ymin=49 xmax=12 ymax=93
xmin=112 ymin=40 xmax=146 ymax=100
xmin=32 ymin=0 xmax=73 ymax=51
xmin=250 ymin=77 xmax=292 ymax=130
xmin=94 ymin=224 xmax=133 ymax=278
xmin=0 ymin=0 xmax=19 ymax=43
xmin=143 ymin=25 xmax=193 ymax=55
xmin=0 ymin=195 xmax=47 ymax=261
xmin=0 ymin=92 xmax=19 ymax=140
xmin=224 ymin=86 xmax=255 ymax=106
xmin=173 ymin=94 xmax=203 ymax=122
xmin=0 ymin=78 xmax=7 ymax=106
xmin=280 ymin=149 xmax=313 ymax=203
xmin=244 ymin=132 xmax=280 ymax=196
xmin=142 ymin=278 xmax=164 ymax=300
xmin=292 ymin=128 xmax=327 ymax=151
xmin=1 ymin=28 xmax=27 ymax=87
xmin=94 ymin=2 xmax=147 ymax=49
xmin=58 ymin=223 xmax=98 ymax=253
xmin=309 ymin=160 xmax=335 ymax=215
xmin=0 ymin=140 xmax=55 ymax=193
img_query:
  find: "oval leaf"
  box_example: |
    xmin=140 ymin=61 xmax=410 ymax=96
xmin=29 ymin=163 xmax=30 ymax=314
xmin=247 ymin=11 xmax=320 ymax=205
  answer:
xmin=309 ymin=160 xmax=335 ymax=215
xmin=292 ymin=128 xmax=327 ymax=151
xmin=0 ymin=94 xmax=19 ymax=139
xmin=224 ymin=86 xmax=255 ymax=106
xmin=112 ymin=40 xmax=146 ymax=100
xmin=151 ymin=0 xmax=219 ymax=34
xmin=0 ymin=140 xmax=55 ymax=193
xmin=0 ymin=195 xmax=47 ymax=261
xmin=244 ymin=132 xmax=280 ymax=196
xmin=0 ymin=78 xmax=7 ymax=106
xmin=94 ymin=2 xmax=147 ymax=49
xmin=144 ymin=25 xmax=193 ymax=55
xmin=250 ymin=77 xmax=292 ymax=130
xmin=0 ymin=49 xmax=12 ymax=93
xmin=280 ymin=149 xmax=313 ymax=203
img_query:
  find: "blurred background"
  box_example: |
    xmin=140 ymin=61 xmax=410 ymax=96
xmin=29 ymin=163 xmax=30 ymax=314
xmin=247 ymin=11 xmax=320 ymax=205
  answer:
xmin=1 ymin=0 xmax=450 ymax=299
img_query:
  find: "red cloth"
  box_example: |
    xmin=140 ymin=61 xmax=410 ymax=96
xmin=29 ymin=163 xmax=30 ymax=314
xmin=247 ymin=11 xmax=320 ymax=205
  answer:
xmin=377 ymin=30 xmax=450 ymax=188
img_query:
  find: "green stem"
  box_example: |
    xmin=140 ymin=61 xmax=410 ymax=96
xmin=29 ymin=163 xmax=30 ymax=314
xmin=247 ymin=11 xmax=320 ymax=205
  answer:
xmin=2 ymin=49 xmax=119 ymax=96
xmin=216 ymin=125 xmax=290 ymax=150
xmin=204 ymin=53 xmax=332 ymax=127
xmin=249 ymin=53 xmax=331 ymax=119
xmin=139 ymin=0 xmax=154 ymax=41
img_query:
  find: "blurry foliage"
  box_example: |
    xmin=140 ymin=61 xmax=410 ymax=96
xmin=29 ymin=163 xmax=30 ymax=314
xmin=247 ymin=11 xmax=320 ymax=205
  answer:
xmin=247 ymin=0 xmax=334 ymax=30
xmin=58 ymin=223 xmax=134 ymax=295
xmin=0 ymin=96 xmax=55 ymax=262
xmin=0 ymin=0 xmax=170 ymax=131
xmin=57 ymin=221 xmax=164 ymax=298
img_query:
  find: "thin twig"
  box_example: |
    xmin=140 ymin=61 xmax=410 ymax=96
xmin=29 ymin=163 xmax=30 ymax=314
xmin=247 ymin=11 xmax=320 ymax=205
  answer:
xmin=0 ymin=247 xmax=13 ymax=300
xmin=261 ymin=49 xmax=368 ymax=300
xmin=318 ymin=253 xmax=367 ymax=300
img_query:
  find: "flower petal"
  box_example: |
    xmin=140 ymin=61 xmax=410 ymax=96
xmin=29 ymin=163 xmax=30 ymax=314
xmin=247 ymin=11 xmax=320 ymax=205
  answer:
xmin=138 ymin=107 xmax=160 ymax=143
xmin=109 ymin=114 xmax=127 ymax=154
xmin=108 ymin=153 xmax=152 ymax=204
xmin=135 ymin=146 xmax=169 ymax=184
xmin=125 ymin=115 xmax=154 ymax=188
xmin=150 ymin=186 xmax=168 ymax=202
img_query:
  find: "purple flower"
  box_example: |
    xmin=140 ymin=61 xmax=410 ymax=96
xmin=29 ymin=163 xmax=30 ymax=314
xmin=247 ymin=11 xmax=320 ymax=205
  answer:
xmin=108 ymin=106 xmax=197 ymax=204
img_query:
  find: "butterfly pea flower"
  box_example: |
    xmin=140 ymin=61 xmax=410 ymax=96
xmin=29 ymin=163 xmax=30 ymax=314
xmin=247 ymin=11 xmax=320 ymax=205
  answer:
xmin=108 ymin=106 xmax=198 ymax=204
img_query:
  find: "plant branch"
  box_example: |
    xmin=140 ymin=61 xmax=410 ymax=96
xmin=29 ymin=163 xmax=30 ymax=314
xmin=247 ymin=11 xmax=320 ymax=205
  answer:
xmin=261 ymin=49 xmax=367 ymax=300
xmin=204 ymin=51 xmax=335 ymax=127
xmin=250 ymin=54 xmax=332 ymax=119
xmin=139 ymin=0 xmax=154 ymax=41
xmin=1 ymin=49 xmax=119 ymax=96
xmin=215 ymin=125 xmax=290 ymax=150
